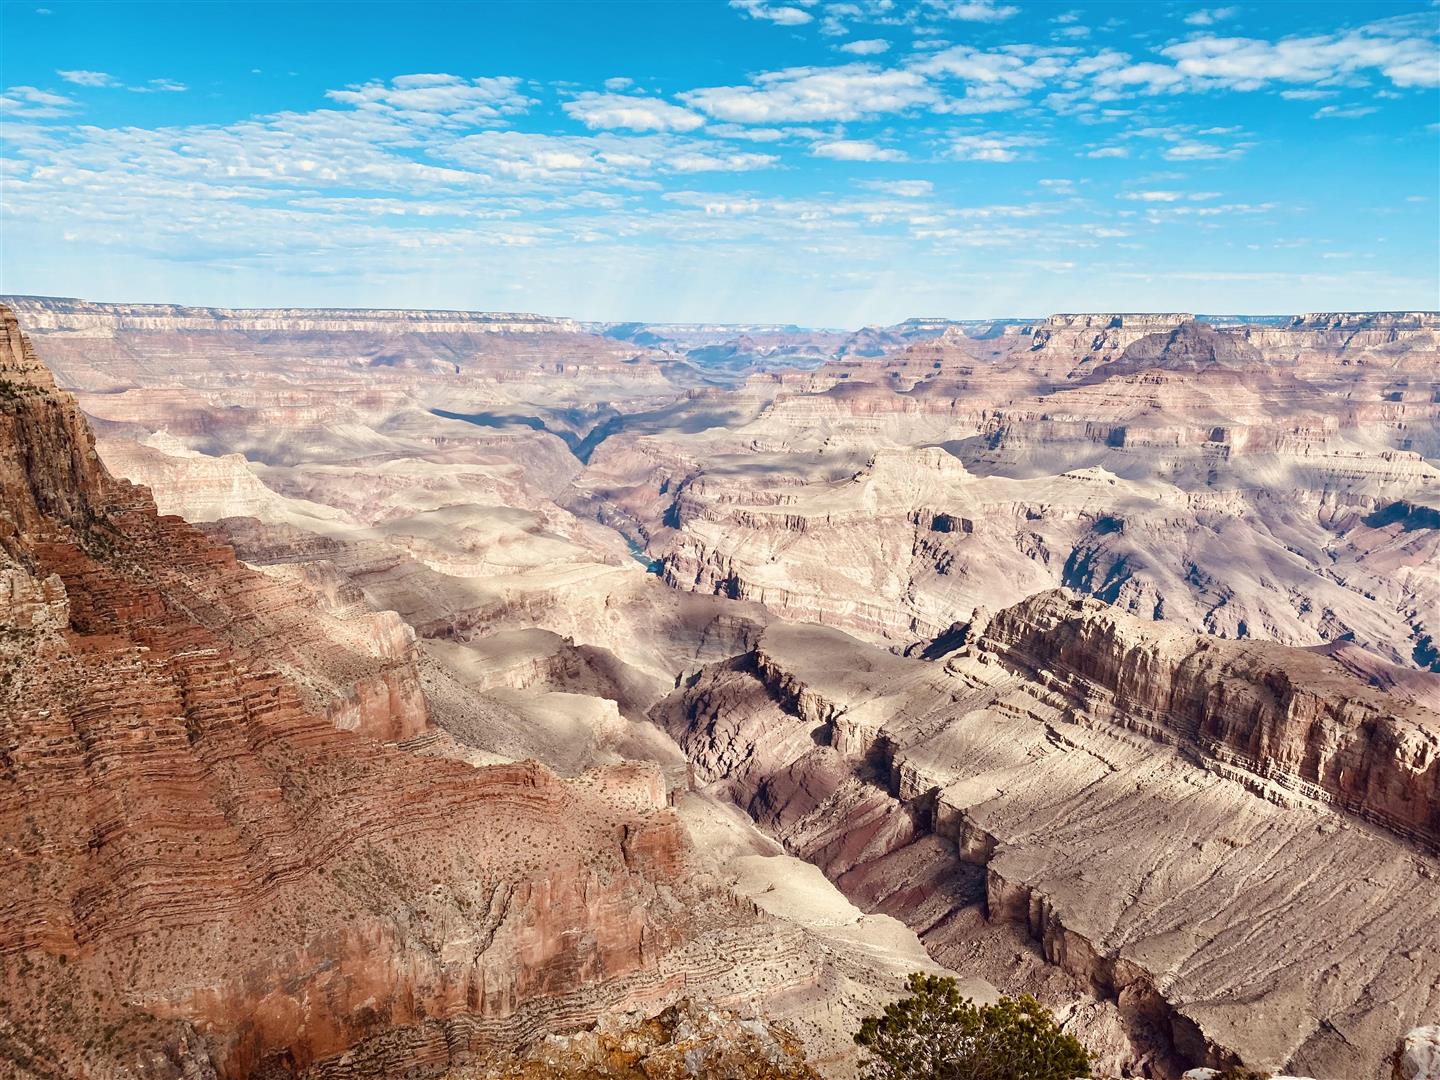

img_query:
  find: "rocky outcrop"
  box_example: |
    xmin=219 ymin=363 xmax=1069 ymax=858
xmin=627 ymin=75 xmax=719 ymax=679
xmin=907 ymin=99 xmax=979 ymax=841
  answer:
xmin=980 ymin=589 xmax=1440 ymax=848
xmin=1290 ymin=312 xmax=1440 ymax=332
xmin=656 ymin=590 xmax=1440 ymax=1080
xmin=1393 ymin=1025 xmax=1440 ymax=1080
xmin=0 ymin=306 xmax=110 ymax=531
xmin=638 ymin=306 xmax=1440 ymax=672
xmin=451 ymin=998 xmax=821 ymax=1079
xmin=1030 ymin=313 xmax=1194 ymax=363
xmin=0 ymin=305 xmax=788 ymax=1078
xmin=1 ymin=296 xmax=582 ymax=335
xmin=1077 ymin=320 xmax=1265 ymax=382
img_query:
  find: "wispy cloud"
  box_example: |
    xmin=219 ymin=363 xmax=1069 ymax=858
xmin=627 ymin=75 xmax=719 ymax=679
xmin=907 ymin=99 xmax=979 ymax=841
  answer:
xmin=1162 ymin=21 xmax=1440 ymax=90
xmin=1162 ymin=140 xmax=1247 ymax=160
xmin=1120 ymin=190 xmax=1220 ymax=202
xmin=564 ymin=92 xmax=705 ymax=132
xmin=1183 ymin=7 xmax=1239 ymax=28
xmin=326 ymin=74 xmax=535 ymax=125
xmin=936 ymin=1 xmax=1020 ymax=23
xmin=1312 ymin=103 xmax=1380 ymax=119
xmin=57 ymin=69 xmax=120 ymax=87
xmin=948 ymin=131 xmax=1045 ymax=162
xmin=839 ymin=38 xmax=891 ymax=55
xmin=56 ymin=70 xmax=187 ymax=93
xmin=857 ymin=179 xmax=934 ymax=197
xmin=0 ymin=84 xmax=77 ymax=117
xmin=682 ymin=64 xmax=936 ymax=123
xmin=811 ymin=138 xmax=906 ymax=161
xmin=131 ymin=78 xmax=188 ymax=94
xmin=730 ymin=0 xmax=815 ymax=26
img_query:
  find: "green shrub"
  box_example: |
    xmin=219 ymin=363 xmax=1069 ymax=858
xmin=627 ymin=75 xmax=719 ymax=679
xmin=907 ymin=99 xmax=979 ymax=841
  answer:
xmin=855 ymin=973 xmax=1091 ymax=1080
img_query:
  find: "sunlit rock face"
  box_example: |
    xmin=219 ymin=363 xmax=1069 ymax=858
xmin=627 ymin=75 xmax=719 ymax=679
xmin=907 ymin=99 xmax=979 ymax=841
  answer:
xmin=654 ymin=589 xmax=1440 ymax=1080
xmin=1 ymin=302 xmax=979 ymax=1080
xmin=4 ymin=297 xmax=1437 ymax=1080
xmin=637 ymin=314 xmax=1440 ymax=671
xmin=0 ymin=306 xmax=919 ymax=1079
xmin=0 ymin=304 xmax=717 ymax=1074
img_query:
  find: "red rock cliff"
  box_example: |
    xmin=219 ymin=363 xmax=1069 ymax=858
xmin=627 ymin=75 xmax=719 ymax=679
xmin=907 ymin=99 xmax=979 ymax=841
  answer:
xmin=980 ymin=589 xmax=1440 ymax=848
xmin=0 ymin=305 xmax=756 ymax=1078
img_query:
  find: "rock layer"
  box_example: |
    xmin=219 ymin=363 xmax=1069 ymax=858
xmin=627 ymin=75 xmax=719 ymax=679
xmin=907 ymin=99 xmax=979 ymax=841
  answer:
xmin=656 ymin=590 xmax=1440 ymax=1079
xmin=0 ymin=305 xmax=786 ymax=1078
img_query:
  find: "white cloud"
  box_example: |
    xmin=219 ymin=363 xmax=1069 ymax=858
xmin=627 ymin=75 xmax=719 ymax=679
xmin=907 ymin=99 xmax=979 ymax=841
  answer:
xmin=708 ymin=124 xmax=800 ymax=141
xmin=1085 ymin=146 xmax=1129 ymax=158
xmin=730 ymin=0 xmax=815 ymax=25
xmin=936 ymin=1 xmax=1020 ymax=23
xmin=55 ymin=70 xmax=187 ymax=94
xmin=668 ymin=148 xmax=780 ymax=171
xmin=938 ymin=94 xmax=1028 ymax=115
xmin=57 ymin=69 xmax=119 ymax=87
xmin=917 ymin=44 xmax=1075 ymax=115
xmin=0 ymin=84 xmax=77 ymax=117
xmin=448 ymin=130 xmax=777 ymax=181
xmin=564 ymin=92 xmax=705 ymax=132
xmin=1183 ymin=7 xmax=1238 ymax=27
xmin=1121 ymin=190 xmax=1220 ymax=202
xmin=857 ymin=179 xmax=934 ymax=197
xmin=839 ymin=38 xmax=891 ymax=55
xmin=916 ymin=44 xmax=1071 ymax=92
xmin=604 ymin=77 xmax=634 ymax=92
xmin=1312 ymin=103 xmax=1380 ymax=119
xmin=1162 ymin=21 xmax=1440 ymax=90
xmin=811 ymin=138 xmax=906 ymax=161
xmin=682 ymin=64 xmax=936 ymax=123
xmin=1162 ymin=140 xmax=1246 ymax=160
xmin=131 ymin=78 xmax=188 ymax=94
xmin=326 ymin=74 xmax=534 ymax=125
xmin=1091 ymin=61 xmax=1188 ymax=94
xmin=948 ymin=132 xmax=1044 ymax=162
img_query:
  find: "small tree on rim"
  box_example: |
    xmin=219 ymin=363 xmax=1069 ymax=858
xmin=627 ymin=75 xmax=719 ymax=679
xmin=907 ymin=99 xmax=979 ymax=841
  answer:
xmin=855 ymin=973 xmax=1091 ymax=1080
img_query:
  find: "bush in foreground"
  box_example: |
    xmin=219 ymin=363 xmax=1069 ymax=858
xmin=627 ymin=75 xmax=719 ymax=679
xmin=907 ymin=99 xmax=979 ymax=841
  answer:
xmin=855 ymin=973 xmax=1091 ymax=1080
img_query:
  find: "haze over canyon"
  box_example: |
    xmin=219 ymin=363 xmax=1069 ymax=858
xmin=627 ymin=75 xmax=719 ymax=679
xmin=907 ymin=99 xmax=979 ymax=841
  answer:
xmin=0 ymin=293 xmax=1436 ymax=1080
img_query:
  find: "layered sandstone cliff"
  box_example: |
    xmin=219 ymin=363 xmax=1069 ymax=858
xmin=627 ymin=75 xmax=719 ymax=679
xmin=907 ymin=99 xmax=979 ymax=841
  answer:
xmin=2 ymin=296 xmax=583 ymax=335
xmin=979 ymin=590 xmax=1440 ymax=848
xmin=0 ymin=305 xmax=791 ymax=1078
xmin=654 ymin=590 xmax=1440 ymax=1079
xmin=632 ymin=314 xmax=1439 ymax=671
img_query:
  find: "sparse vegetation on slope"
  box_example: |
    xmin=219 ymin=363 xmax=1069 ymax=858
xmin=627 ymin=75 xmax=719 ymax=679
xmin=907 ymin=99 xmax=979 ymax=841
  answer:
xmin=855 ymin=974 xmax=1091 ymax=1080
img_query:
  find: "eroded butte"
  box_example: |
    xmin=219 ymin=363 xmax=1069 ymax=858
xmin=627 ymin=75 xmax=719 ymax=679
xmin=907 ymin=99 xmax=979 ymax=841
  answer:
xmin=2 ymin=297 xmax=1437 ymax=1080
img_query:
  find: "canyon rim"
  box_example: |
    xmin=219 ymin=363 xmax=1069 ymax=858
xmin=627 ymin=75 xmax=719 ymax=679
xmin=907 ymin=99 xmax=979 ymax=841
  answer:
xmin=1 ymin=2 xmax=1438 ymax=1079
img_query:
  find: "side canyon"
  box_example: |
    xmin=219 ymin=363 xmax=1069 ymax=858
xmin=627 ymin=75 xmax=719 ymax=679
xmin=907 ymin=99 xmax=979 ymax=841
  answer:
xmin=2 ymin=297 xmax=1436 ymax=1080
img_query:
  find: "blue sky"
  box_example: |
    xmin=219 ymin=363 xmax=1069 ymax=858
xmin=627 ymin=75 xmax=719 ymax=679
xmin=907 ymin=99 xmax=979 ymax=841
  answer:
xmin=1 ymin=0 xmax=1437 ymax=324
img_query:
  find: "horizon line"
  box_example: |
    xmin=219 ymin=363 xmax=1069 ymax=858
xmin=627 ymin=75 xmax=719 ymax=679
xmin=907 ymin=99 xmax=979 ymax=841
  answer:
xmin=4 ymin=293 xmax=1437 ymax=332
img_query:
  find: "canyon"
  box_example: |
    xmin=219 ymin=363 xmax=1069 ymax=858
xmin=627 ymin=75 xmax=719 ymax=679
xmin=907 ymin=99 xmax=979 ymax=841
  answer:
xmin=1 ymin=296 xmax=1436 ymax=1080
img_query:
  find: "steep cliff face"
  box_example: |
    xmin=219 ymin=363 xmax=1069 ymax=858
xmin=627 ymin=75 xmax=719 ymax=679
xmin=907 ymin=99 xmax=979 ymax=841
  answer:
xmin=656 ymin=590 xmax=1440 ymax=1079
xmin=1 ymin=296 xmax=583 ymax=335
xmin=0 ymin=307 xmax=110 ymax=532
xmin=0 ymin=305 xmax=773 ymax=1078
xmin=1077 ymin=320 xmax=1266 ymax=382
xmin=640 ymin=308 xmax=1440 ymax=672
xmin=450 ymin=999 xmax=822 ymax=1080
xmin=1029 ymin=313 xmax=1195 ymax=364
xmin=980 ymin=590 xmax=1440 ymax=848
